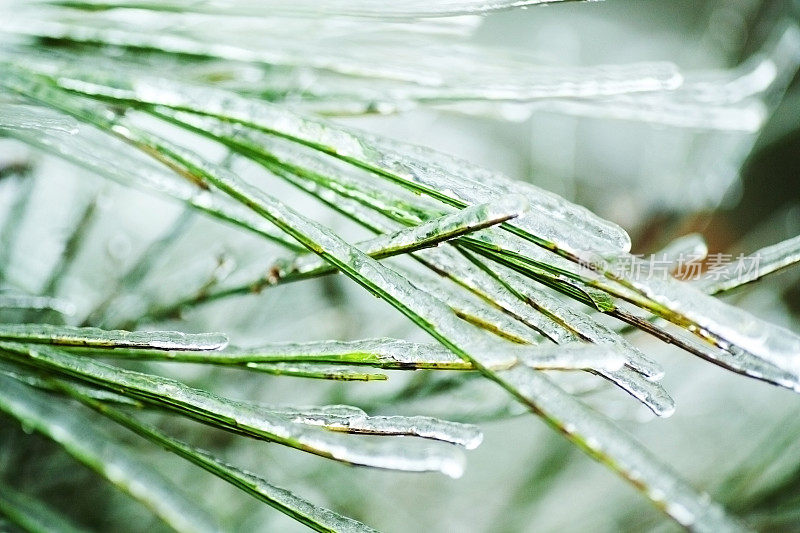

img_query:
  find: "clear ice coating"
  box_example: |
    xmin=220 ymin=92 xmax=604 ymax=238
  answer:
xmin=415 ymin=246 xmax=580 ymax=344
xmin=405 ymin=269 xmax=547 ymax=346
xmin=617 ymin=302 xmax=800 ymax=393
xmin=1 ymin=342 xmax=467 ymax=477
xmin=0 ymin=103 xmax=78 ymax=133
xmin=61 ymin=385 xmax=379 ymax=533
xmin=192 ymin=460 xmax=380 ymax=533
xmin=227 ymin=338 xmax=471 ymax=368
xmin=217 ymin=60 xmax=680 ymax=112
xmin=0 ymin=51 xmax=751 ymax=529
xmin=413 ymin=247 xmax=673 ymax=415
xmin=0 ymin=324 xmax=228 ymax=351
xmin=196 ymin=456 xmax=381 ymax=533
xmin=493 ymin=262 xmax=664 ymax=380
xmin=109 ymin=335 xmax=622 ymax=372
xmin=696 ymin=233 xmax=800 ymax=295
xmin=161 ymin=105 xmax=631 ymax=258
xmin=0 ymin=360 xmax=142 ymax=405
xmin=129 ymin=132 xmax=727 ymax=523
xmin=656 ymin=233 xmax=709 ymax=268
xmin=3 ymin=60 xmax=634 ymax=256
xmin=595 ymin=366 xmax=675 ymax=418
xmin=160 ymin=108 xmax=451 ymax=225
xmin=356 ymin=195 xmax=525 ymax=255
xmin=393 ymin=270 xmax=626 ymax=372
xmin=611 ymin=252 xmax=800 ymax=381
xmin=177 ymin=448 xmax=382 ymax=533
xmin=487 ymin=24 xmax=799 ymax=131
xmin=19 ymin=0 xmax=597 ymax=18
xmin=495 ymin=366 xmax=749 ymax=533
xmin=164 ymin=107 xmax=632 ymax=317
xmin=3 ymin=6 xmax=681 ymax=99
xmin=0 ymin=93 xmax=299 ymax=250
xmin=255 ymin=404 xmax=484 ymax=449
xmin=273 ymin=195 xmax=527 ymax=282
xmin=0 ymin=374 xmax=222 ymax=533
xmin=245 ymin=362 xmax=388 ymax=381
xmin=529 ymin=88 xmax=767 ymax=131
xmin=504 ymin=343 xmax=626 ymax=372
xmin=90 ymin=101 xmax=673 ymax=414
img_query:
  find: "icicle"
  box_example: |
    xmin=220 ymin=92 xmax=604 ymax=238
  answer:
xmin=505 ymin=343 xmax=625 ymax=372
xmin=514 ymin=24 xmax=800 ymax=130
xmin=594 ymin=367 xmax=675 ymax=418
xmin=531 ymin=95 xmax=766 ymax=131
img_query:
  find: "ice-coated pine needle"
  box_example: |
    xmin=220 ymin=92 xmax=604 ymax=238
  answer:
xmin=0 ymin=63 xmax=633 ymax=257
xmin=32 ymin=0 xmax=598 ymax=18
xmin=608 ymin=253 xmax=800 ymax=380
xmin=0 ymin=106 xmax=302 ymax=252
xmin=207 ymin=193 xmax=526 ymax=301
xmin=2 ymin=12 xmax=681 ymax=102
xmin=245 ymin=362 xmax=389 ymax=381
xmin=0 ymin=374 xmax=222 ymax=533
xmin=0 ymin=342 xmax=467 ymax=477
xmin=130 ymin=78 xmax=800 ymax=384
xmin=250 ymin=404 xmax=483 ymax=449
xmin=148 ymin=104 xmax=631 ymax=256
xmin=0 ymin=323 xmax=228 ymax=351
xmin=271 ymin=195 xmax=527 ymax=282
xmin=0 ymin=53 xmax=756 ymax=531
xmin=489 ymin=261 xmax=664 ymax=380
xmin=60 ymin=383 xmax=380 ymax=533
xmin=61 ymin=337 xmax=626 ymax=372
xmin=0 ymin=103 xmax=78 ymax=133
xmin=696 ymin=234 xmax=800 ymax=295
xmin=0 ymin=360 xmax=142 ymax=405
xmin=87 ymin=116 xmax=744 ymax=530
